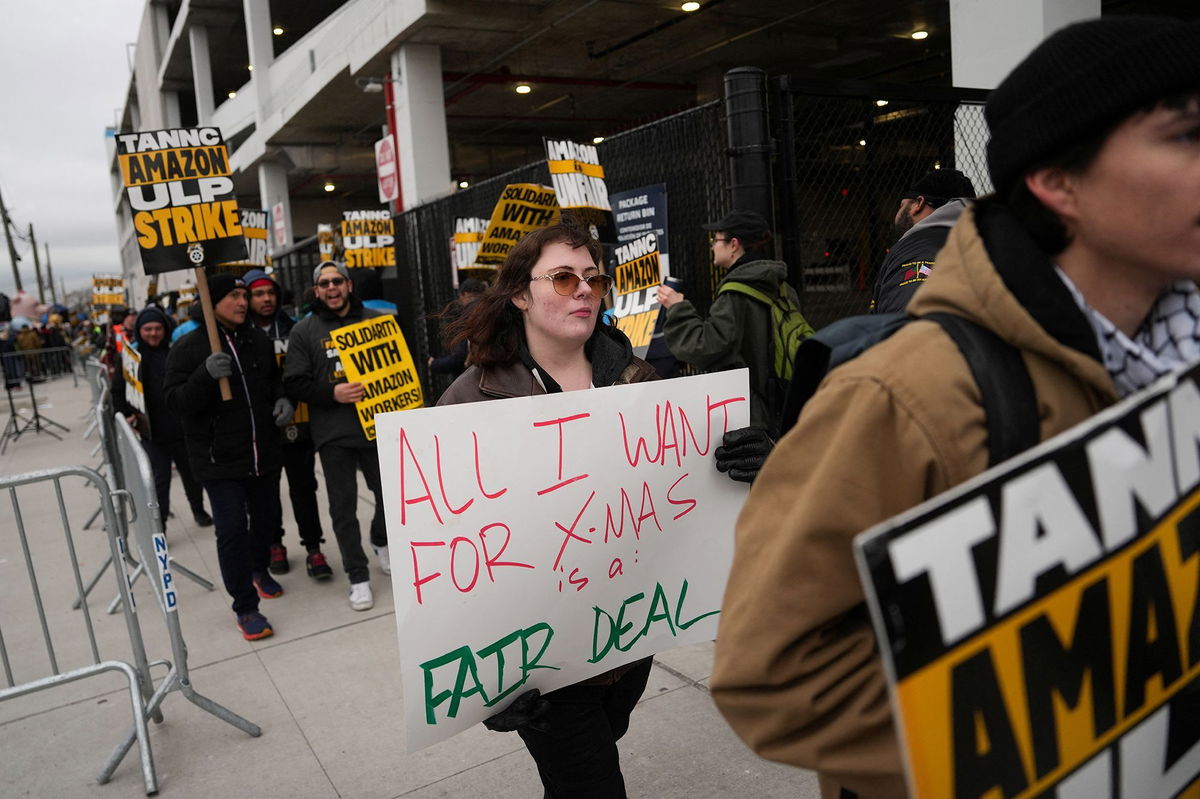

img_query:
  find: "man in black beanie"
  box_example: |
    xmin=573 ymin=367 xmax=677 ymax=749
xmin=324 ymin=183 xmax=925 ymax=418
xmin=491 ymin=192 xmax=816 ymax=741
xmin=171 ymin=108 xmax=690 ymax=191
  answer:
xmin=713 ymin=15 xmax=1200 ymax=799
xmin=870 ymin=168 xmax=976 ymax=314
xmin=164 ymin=274 xmax=295 ymax=641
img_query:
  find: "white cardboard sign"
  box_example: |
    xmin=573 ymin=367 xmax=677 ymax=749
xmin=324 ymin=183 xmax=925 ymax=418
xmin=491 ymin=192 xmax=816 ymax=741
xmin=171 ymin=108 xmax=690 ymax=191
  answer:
xmin=377 ymin=369 xmax=750 ymax=750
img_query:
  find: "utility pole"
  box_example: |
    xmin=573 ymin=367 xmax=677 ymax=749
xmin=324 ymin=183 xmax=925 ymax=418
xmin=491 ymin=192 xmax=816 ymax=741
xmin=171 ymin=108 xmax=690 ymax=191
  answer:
xmin=29 ymin=223 xmax=45 ymax=301
xmin=0 ymin=184 xmax=22 ymax=291
xmin=45 ymin=243 xmax=56 ymax=304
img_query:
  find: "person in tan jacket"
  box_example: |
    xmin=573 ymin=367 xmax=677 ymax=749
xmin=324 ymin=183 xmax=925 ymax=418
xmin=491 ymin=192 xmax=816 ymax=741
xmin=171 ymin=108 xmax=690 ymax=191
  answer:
xmin=711 ymin=15 xmax=1200 ymax=799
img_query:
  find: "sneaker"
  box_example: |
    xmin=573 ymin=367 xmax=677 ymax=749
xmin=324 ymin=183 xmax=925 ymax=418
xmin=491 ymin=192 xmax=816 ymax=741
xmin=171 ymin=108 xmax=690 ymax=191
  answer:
xmin=374 ymin=545 xmax=391 ymax=576
xmin=252 ymin=572 xmax=284 ymax=599
xmin=193 ymin=510 xmax=213 ymax=527
xmin=306 ymin=551 xmax=334 ymax=580
xmin=348 ymin=581 xmax=374 ymax=611
xmin=268 ymin=543 xmax=290 ymax=575
xmin=237 ymin=612 xmax=273 ymax=640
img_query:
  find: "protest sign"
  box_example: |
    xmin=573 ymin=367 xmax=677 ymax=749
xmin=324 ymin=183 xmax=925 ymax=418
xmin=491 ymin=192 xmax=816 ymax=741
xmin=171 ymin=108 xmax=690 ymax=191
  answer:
xmin=318 ymin=223 xmax=336 ymax=263
xmin=612 ymin=233 xmax=663 ymax=357
xmin=91 ymin=274 xmax=126 ymax=310
xmin=855 ymin=364 xmax=1200 ymax=799
xmin=475 ymin=184 xmax=559 ymax=267
xmin=272 ymin=201 xmax=287 ymax=247
xmin=341 ymin=210 xmax=396 ymax=268
xmin=332 ymin=314 xmax=422 ymax=441
xmin=116 ymin=127 xmax=247 ymax=273
xmin=121 ymin=345 xmax=145 ymax=413
xmin=377 ymin=369 xmax=750 ymax=749
xmin=451 ymin=217 xmax=489 ymax=280
xmin=176 ymin=283 xmax=196 ymax=310
xmin=216 ymin=209 xmax=270 ymax=272
xmin=545 ymin=138 xmax=614 ymax=241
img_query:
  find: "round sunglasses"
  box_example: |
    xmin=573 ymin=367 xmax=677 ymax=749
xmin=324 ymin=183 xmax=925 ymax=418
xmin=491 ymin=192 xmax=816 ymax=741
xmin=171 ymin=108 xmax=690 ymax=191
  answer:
xmin=530 ymin=272 xmax=614 ymax=296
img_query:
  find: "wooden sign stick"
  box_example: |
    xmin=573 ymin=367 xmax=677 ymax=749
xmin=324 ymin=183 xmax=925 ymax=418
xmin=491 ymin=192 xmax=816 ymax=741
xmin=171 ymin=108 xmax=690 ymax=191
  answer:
xmin=192 ymin=266 xmax=233 ymax=401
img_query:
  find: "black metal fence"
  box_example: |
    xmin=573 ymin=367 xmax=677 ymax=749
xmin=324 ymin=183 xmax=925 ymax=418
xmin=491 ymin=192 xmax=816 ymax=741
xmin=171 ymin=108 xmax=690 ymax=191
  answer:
xmin=272 ymin=74 xmax=992 ymax=401
xmin=393 ymin=100 xmax=729 ymax=399
xmin=772 ymin=77 xmax=991 ymax=329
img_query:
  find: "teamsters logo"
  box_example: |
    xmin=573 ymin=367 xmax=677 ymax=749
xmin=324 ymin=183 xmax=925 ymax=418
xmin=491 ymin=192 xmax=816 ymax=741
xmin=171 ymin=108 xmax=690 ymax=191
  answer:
xmin=187 ymin=242 xmax=205 ymax=265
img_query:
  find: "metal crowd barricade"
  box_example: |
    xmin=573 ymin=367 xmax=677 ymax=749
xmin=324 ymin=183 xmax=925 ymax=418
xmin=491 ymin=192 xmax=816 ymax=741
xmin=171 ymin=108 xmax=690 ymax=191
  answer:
xmin=76 ymin=379 xmax=214 ymax=614
xmin=99 ymin=415 xmax=260 ymax=784
xmin=0 ymin=466 xmax=158 ymax=793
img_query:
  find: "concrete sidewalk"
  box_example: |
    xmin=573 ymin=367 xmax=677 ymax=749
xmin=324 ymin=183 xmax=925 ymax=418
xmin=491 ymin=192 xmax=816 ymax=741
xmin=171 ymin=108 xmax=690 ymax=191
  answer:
xmin=0 ymin=371 xmax=818 ymax=798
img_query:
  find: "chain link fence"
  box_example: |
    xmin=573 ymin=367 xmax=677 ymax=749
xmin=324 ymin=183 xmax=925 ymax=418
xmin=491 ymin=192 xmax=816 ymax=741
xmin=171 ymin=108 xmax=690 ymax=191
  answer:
xmin=271 ymin=78 xmax=993 ymax=400
xmin=394 ymin=100 xmax=728 ymax=400
xmin=772 ymin=78 xmax=991 ymax=330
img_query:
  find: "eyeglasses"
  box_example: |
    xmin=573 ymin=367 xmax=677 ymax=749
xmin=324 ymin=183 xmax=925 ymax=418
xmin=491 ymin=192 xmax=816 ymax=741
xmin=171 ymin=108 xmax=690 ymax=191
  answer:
xmin=316 ymin=277 xmax=347 ymax=288
xmin=530 ymin=272 xmax=614 ymax=296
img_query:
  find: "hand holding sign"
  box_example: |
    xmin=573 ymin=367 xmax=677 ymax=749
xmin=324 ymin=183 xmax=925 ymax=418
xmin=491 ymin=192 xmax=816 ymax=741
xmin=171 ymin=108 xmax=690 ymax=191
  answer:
xmin=334 ymin=382 xmax=365 ymax=403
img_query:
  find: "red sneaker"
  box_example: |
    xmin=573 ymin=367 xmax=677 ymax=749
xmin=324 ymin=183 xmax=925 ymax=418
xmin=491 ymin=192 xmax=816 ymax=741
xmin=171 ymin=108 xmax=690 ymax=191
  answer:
xmin=268 ymin=543 xmax=289 ymax=575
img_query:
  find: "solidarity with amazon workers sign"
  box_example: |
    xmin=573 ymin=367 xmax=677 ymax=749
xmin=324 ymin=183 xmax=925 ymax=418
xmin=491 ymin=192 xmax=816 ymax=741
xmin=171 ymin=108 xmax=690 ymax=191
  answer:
xmin=332 ymin=315 xmax=422 ymax=441
xmin=377 ymin=370 xmax=750 ymax=750
xmin=117 ymin=127 xmax=246 ymax=274
xmin=855 ymin=364 xmax=1200 ymax=799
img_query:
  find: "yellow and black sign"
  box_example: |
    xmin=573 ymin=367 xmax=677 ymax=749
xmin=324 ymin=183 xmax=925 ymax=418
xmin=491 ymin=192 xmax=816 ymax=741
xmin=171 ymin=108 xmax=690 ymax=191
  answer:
xmin=332 ymin=315 xmax=423 ymax=441
xmin=216 ymin=209 xmax=271 ymax=273
xmin=116 ymin=127 xmax=247 ymax=274
xmin=451 ymin=216 xmax=489 ymax=274
xmin=611 ymin=232 xmax=662 ymax=356
xmin=340 ymin=210 xmax=395 ymax=268
xmin=857 ymin=365 xmax=1200 ymax=799
xmin=121 ymin=345 xmax=145 ymax=413
xmin=475 ymin=184 xmax=560 ymax=267
xmin=544 ymin=139 xmax=615 ymax=242
xmin=92 ymin=273 xmax=126 ymax=310
xmin=318 ymin=223 xmax=336 ymax=263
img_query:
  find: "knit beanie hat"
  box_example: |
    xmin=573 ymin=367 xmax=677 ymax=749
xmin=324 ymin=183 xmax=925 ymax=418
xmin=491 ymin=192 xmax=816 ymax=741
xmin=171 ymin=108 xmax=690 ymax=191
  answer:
xmin=207 ymin=273 xmax=245 ymax=304
xmin=242 ymin=267 xmax=277 ymax=292
xmin=986 ymin=15 xmax=1200 ymax=195
xmin=901 ymin=169 xmax=976 ymax=207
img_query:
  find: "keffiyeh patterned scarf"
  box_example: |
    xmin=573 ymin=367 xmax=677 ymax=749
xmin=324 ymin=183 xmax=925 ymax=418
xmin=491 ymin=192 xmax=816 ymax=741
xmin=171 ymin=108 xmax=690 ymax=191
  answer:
xmin=1056 ymin=267 xmax=1200 ymax=397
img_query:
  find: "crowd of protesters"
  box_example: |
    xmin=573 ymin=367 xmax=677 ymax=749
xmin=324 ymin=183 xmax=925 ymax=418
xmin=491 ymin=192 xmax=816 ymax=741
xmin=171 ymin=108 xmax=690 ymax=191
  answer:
xmin=7 ymin=14 xmax=1198 ymax=798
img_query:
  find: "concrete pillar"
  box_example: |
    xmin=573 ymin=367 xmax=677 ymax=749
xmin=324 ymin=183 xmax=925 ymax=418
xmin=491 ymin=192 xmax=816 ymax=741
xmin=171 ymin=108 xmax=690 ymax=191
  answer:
xmin=243 ymin=0 xmax=275 ymax=122
xmin=389 ymin=43 xmax=452 ymax=209
xmin=163 ymin=91 xmax=182 ymax=128
xmin=950 ymin=0 xmax=1099 ymax=193
xmin=259 ymin=160 xmax=292 ymax=252
xmin=189 ymin=25 xmax=215 ymax=123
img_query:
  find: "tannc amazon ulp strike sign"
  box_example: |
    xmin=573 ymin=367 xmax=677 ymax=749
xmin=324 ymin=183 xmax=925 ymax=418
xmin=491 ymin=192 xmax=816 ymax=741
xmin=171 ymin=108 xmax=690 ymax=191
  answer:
xmin=855 ymin=363 xmax=1200 ymax=799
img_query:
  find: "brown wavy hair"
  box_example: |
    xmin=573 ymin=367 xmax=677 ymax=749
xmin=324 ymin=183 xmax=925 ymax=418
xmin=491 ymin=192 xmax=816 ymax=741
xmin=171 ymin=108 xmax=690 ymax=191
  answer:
xmin=446 ymin=224 xmax=605 ymax=367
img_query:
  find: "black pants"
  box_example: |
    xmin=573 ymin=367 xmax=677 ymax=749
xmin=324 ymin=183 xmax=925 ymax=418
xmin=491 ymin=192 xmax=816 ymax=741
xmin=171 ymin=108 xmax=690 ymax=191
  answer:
xmin=272 ymin=437 xmax=324 ymax=552
xmin=516 ymin=658 xmax=653 ymax=799
xmin=203 ymin=474 xmax=280 ymax=615
xmin=142 ymin=438 xmax=205 ymax=520
xmin=318 ymin=444 xmax=386 ymax=584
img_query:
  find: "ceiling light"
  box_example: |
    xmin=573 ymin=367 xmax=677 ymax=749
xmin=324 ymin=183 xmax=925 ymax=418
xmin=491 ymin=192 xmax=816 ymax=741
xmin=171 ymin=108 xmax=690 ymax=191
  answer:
xmin=911 ymin=30 xmax=929 ymax=40
xmin=458 ymin=180 xmax=469 ymax=189
xmin=681 ymin=2 xmax=701 ymax=11
xmin=592 ymin=136 xmax=604 ymax=144
xmin=858 ymin=139 xmax=867 ymax=146
xmin=875 ymin=99 xmax=889 ymax=107
xmin=272 ymin=26 xmax=284 ymax=36
xmin=247 ymin=64 xmax=254 ymax=71
xmin=227 ymin=91 xmax=237 ymax=99
xmin=933 ymin=161 xmax=942 ymax=170
xmin=515 ymin=83 xmax=532 ymax=94
xmin=323 ymin=182 xmax=335 ymax=192
xmin=360 ymin=80 xmax=383 ymax=94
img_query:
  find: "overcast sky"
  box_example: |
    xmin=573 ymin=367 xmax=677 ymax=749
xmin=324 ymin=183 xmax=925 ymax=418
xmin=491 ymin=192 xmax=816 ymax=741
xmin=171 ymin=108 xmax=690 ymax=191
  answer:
xmin=0 ymin=0 xmax=144 ymax=300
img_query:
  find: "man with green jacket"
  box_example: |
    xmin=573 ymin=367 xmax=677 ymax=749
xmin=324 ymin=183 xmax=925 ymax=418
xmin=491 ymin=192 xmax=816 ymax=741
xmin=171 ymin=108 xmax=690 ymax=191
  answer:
xmin=655 ymin=210 xmax=799 ymax=436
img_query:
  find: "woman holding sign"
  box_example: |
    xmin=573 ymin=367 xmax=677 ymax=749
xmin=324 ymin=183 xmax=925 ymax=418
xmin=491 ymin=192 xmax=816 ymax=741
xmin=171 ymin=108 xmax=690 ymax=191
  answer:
xmin=441 ymin=224 xmax=656 ymax=799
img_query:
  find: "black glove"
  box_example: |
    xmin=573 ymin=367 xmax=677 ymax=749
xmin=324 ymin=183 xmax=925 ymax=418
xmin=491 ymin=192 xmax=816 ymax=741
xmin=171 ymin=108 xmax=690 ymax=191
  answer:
xmin=205 ymin=352 xmax=233 ymax=380
xmin=482 ymin=688 xmax=551 ymax=733
xmin=714 ymin=427 xmax=775 ymax=483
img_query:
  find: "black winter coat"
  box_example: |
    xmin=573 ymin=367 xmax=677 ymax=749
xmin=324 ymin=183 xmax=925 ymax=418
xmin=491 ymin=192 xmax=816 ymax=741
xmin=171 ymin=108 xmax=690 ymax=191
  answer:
xmin=164 ymin=321 xmax=284 ymax=482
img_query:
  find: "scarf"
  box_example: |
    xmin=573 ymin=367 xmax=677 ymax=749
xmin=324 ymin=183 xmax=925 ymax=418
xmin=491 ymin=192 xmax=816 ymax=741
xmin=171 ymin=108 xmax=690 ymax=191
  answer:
xmin=1056 ymin=267 xmax=1200 ymax=397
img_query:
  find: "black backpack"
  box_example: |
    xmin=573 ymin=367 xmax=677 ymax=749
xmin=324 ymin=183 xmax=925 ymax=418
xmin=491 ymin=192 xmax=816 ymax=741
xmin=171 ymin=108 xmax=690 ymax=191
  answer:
xmin=782 ymin=312 xmax=1039 ymax=467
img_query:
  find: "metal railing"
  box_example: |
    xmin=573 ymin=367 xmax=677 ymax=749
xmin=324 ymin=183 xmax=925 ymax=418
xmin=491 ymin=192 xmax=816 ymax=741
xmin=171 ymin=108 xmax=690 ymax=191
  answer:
xmin=0 ymin=466 xmax=158 ymax=792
